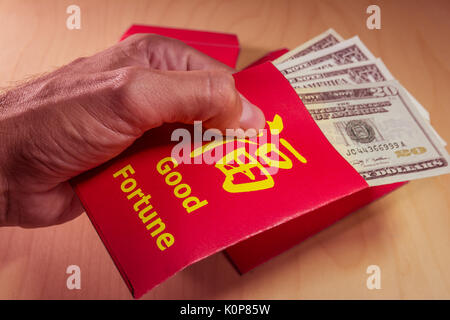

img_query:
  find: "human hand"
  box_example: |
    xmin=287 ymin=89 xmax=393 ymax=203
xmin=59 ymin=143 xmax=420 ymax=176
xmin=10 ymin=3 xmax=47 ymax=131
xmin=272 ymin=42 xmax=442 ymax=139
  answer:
xmin=0 ymin=34 xmax=265 ymax=227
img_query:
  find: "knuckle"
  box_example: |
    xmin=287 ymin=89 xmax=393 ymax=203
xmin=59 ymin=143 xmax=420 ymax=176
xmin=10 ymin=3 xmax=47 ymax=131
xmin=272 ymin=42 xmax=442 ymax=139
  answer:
xmin=110 ymin=65 xmax=142 ymax=94
xmin=147 ymin=34 xmax=183 ymax=47
xmin=70 ymin=56 xmax=88 ymax=65
xmin=125 ymin=34 xmax=189 ymax=66
xmin=204 ymin=71 xmax=239 ymax=113
xmin=124 ymin=33 xmax=154 ymax=44
xmin=131 ymin=33 xmax=182 ymax=50
xmin=105 ymin=66 xmax=148 ymax=135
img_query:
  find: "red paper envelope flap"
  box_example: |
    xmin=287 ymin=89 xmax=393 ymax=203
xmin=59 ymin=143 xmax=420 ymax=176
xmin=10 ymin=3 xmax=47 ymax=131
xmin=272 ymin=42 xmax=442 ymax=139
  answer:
xmin=120 ymin=24 xmax=240 ymax=68
xmin=72 ymin=61 xmax=369 ymax=298
xmin=244 ymin=48 xmax=289 ymax=69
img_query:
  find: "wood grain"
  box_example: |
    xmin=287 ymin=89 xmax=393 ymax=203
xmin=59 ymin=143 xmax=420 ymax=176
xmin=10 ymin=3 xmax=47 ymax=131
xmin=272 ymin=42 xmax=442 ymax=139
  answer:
xmin=0 ymin=0 xmax=448 ymax=299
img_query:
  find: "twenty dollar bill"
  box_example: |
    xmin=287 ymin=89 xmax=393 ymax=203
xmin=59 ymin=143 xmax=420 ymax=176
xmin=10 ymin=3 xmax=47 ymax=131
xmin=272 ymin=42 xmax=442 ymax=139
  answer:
xmin=275 ymin=36 xmax=376 ymax=76
xmin=296 ymin=81 xmax=450 ymax=186
xmin=273 ymin=28 xmax=344 ymax=64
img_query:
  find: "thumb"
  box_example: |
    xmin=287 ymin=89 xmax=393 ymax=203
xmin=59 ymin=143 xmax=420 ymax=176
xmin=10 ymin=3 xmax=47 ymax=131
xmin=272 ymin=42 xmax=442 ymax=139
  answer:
xmin=122 ymin=68 xmax=266 ymax=133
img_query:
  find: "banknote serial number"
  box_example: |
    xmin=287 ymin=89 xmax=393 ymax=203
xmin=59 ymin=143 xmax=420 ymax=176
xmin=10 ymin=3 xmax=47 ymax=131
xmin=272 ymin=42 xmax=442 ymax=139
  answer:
xmin=345 ymin=141 xmax=405 ymax=156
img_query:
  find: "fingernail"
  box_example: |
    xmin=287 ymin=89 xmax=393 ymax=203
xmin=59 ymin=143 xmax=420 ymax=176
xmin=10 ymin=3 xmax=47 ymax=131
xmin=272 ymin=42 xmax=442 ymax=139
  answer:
xmin=239 ymin=94 xmax=266 ymax=131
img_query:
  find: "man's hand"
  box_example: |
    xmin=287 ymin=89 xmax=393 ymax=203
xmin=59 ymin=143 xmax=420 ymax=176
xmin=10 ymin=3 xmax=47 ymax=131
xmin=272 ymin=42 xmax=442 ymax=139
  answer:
xmin=0 ymin=34 xmax=265 ymax=228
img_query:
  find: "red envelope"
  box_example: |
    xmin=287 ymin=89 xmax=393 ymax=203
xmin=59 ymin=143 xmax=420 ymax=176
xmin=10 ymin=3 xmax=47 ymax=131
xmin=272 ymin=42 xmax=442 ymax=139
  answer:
xmin=72 ymin=26 xmax=405 ymax=298
xmin=224 ymin=49 xmax=406 ymax=274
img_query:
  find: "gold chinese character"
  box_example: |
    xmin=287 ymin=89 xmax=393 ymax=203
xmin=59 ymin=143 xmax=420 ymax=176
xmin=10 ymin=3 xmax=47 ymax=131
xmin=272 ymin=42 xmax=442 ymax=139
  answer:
xmin=191 ymin=114 xmax=307 ymax=193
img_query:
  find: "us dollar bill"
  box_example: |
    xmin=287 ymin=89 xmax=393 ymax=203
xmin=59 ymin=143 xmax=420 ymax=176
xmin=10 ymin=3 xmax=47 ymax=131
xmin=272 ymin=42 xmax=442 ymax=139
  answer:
xmin=273 ymin=28 xmax=344 ymax=64
xmin=295 ymin=81 xmax=450 ymax=186
xmin=286 ymin=59 xmax=391 ymax=88
xmin=284 ymin=59 xmax=447 ymax=145
xmin=275 ymin=36 xmax=376 ymax=76
xmin=277 ymin=34 xmax=433 ymax=125
xmin=285 ymin=60 xmax=429 ymax=120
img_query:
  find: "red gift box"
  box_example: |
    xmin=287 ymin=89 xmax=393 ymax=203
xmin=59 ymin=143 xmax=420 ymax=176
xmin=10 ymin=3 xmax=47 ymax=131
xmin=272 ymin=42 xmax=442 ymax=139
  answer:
xmin=72 ymin=25 xmax=404 ymax=298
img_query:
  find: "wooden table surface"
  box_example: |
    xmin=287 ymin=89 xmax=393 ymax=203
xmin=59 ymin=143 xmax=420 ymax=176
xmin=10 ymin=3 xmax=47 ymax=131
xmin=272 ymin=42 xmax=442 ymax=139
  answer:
xmin=0 ymin=0 xmax=449 ymax=299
